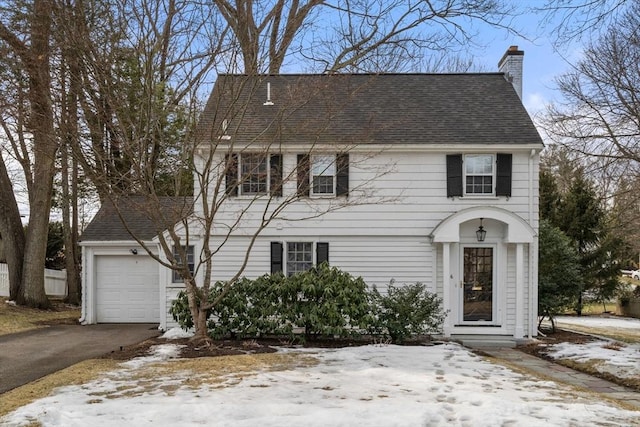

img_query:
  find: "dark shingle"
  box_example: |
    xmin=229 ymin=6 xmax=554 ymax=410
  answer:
xmin=80 ymin=196 xmax=192 ymax=242
xmin=195 ymin=73 xmax=543 ymax=147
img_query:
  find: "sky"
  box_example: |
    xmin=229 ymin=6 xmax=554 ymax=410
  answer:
xmin=3 ymin=317 xmax=639 ymax=426
xmin=472 ymin=6 xmax=586 ymax=118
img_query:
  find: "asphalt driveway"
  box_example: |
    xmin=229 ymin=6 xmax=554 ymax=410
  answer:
xmin=0 ymin=324 xmax=160 ymax=394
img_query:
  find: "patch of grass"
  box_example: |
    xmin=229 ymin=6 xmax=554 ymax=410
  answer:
xmin=0 ymin=298 xmax=80 ymax=336
xmin=568 ymin=302 xmax=618 ymax=315
xmin=0 ymin=359 xmax=118 ymax=418
xmin=553 ymin=323 xmax=640 ymax=344
xmin=601 ymin=341 xmax=625 ymax=351
xmin=89 ymin=352 xmax=319 ymax=399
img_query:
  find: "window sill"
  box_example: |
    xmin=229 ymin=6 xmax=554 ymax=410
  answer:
xmin=233 ymin=194 xmax=271 ymax=199
xmin=460 ymin=195 xmax=500 ymax=200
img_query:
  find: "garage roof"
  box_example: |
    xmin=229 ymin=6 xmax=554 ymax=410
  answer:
xmin=80 ymin=196 xmax=192 ymax=241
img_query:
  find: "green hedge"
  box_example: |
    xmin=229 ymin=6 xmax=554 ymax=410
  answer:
xmin=170 ymin=265 xmax=444 ymax=343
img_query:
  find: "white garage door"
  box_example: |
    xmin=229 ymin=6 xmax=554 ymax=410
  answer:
xmin=96 ymin=255 xmax=160 ymax=323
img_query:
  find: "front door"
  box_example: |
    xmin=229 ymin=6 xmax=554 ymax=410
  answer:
xmin=462 ymin=246 xmax=494 ymax=322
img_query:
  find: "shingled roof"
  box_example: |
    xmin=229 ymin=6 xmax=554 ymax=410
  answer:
xmin=195 ymin=73 xmax=543 ymax=147
xmin=80 ymin=196 xmax=192 ymax=242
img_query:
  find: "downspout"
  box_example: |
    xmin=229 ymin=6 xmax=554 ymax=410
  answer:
xmin=78 ymin=246 xmax=87 ymax=324
xmin=528 ymin=148 xmax=535 ymax=339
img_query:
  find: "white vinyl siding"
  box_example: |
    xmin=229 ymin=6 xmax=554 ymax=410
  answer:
xmin=170 ymin=148 xmax=539 ymax=337
xmin=202 ymin=150 xmax=537 ymax=236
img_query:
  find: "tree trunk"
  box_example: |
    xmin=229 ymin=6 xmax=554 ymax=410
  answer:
xmin=20 ymin=0 xmax=55 ymax=308
xmin=61 ymin=140 xmax=81 ymax=305
xmin=60 ymin=37 xmax=82 ymax=306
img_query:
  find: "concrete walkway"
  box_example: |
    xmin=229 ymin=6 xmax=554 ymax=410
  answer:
xmin=480 ymin=347 xmax=640 ymax=411
xmin=0 ymin=324 xmax=160 ymax=394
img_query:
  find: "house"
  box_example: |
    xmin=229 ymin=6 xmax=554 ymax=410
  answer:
xmin=81 ymin=46 xmax=543 ymax=342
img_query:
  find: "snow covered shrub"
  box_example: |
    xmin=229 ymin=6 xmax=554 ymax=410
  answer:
xmin=370 ymin=282 xmax=445 ymax=344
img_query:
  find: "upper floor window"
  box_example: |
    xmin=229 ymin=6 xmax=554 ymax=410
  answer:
xmin=465 ymin=154 xmax=494 ymax=195
xmin=311 ymin=155 xmax=336 ymax=195
xmin=225 ymin=153 xmax=282 ymax=197
xmin=297 ymin=153 xmax=349 ymax=197
xmin=172 ymin=245 xmax=195 ymax=283
xmin=241 ymin=153 xmax=268 ymax=195
xmin=446 ymin=153 xmax=512 ymax=198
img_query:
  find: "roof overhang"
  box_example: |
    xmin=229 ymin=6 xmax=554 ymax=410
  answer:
xmin=429 ymin=206 xmax=536 ymax=243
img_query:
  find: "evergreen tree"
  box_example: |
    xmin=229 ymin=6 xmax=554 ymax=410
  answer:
xmin=538 ymin=220 xmax=581 ymax=331
xmin=557 ymin=174 xmax=622 ymax=314
xmin=539 ymin=168 xmax=562 ymax=227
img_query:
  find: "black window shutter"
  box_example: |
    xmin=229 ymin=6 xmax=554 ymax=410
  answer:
xmin=496 ymin=153 xmax=512 ymax=197
xmin=270 ymin=242 xmax=283 ymax=274
xmin=316 ymin=242 xmax=329 ymax=265
xmin=446 ymin=154 xmax=463 ymax=197
xmin=225 ymin=153 xmax=238 ymax=197
xmin=297 ymin=154 xmax=310 ymax=197
xmin=270 ymin=154 xmax=282 ymax=197
xmin=336 ymin=153 xmax=349 ymax=196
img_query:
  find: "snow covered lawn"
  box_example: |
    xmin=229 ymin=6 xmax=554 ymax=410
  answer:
xmin=553 ymin=315 xmax=640 ymax=335
xmin=542 ymin=315 xmax=640 ymax=386
xmin=2 ymin=341 xmax=638 ymax=427
xmin=544 ymin=339 xmax=640 ymax=382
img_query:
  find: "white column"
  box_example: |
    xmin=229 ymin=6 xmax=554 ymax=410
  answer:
xmin=515 ymin=243 xmax=524 ymax=339
xmin=442 ymin=242 xmax=452 ymax=337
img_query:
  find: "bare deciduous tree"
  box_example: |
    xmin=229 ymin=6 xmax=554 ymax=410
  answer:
xmin=543 ymin=2 xmax=640 ymax=179
xmin=214 ymin=0 xmax=516 ymax=73
xmin=535 ymin=0 xmax=629 ymax=45
xmin=0 ymin=0 xmax=56 ymax=308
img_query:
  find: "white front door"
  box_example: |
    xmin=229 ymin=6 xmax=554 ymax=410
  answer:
xmin=459 ymin=245 xmax=496 ymax=325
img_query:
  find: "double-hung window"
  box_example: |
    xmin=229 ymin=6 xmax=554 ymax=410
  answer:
xmin=465 ymin=154 xmax=494 ymax=195
xmin=446 ymin=153 xmax=512 ymax=198
xmin=240 ymin=153 xmax=268 ymax=195
xmin=172 ymin=245 xmax=195 ymax=283
xmin=225 ymin=153 xmax=282 ymax=197
xmin=286 ymin=242 xmax=313 ymax=276
xmin=311 ymin=155 xmax=336 ymax=195
xmin=297 ymin=153 xmax=348 ymax=197
xmin=270 ymin=241 xmax=329 ymax=276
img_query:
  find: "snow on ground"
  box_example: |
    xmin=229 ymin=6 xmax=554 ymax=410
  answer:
xmin=542 ymin=315 xmax=640 ymax=383
xmin=553 ymin=315 xmax=640 ymax=332
xmin=160 ymin=327 xmax=194 ymax=340
xmin=544 ymin=339 xmax=640 ymax=381
xmin=2 ymin=343 xmax=638 ymax=427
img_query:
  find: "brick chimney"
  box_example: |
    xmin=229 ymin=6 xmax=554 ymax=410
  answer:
xmin=498 ymin=45 xmax=524 ymax=101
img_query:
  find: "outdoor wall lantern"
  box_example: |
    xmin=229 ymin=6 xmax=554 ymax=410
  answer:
xmin=476 ymin=218 xmax=487 ymax=242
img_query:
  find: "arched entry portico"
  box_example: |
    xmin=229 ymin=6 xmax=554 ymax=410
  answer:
xmin=430 ymin=207 xmax=537 ymax=339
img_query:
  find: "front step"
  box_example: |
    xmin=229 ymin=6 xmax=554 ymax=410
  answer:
xmin=449 ymin=335 xmax=518 ymax=348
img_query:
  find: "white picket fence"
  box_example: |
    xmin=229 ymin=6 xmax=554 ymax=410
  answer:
xmin=0 ymin=263 xmax=67 ymax=298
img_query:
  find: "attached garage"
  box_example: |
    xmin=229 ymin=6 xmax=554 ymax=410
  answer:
xmin=80 ymin=196 xmax=191 ymax=326
xmin=95 ymin=255 xmax=159 ymax=323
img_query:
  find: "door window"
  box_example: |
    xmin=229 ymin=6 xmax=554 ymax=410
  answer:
xmin=463 ymin=247 xmax=493 ymax=321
